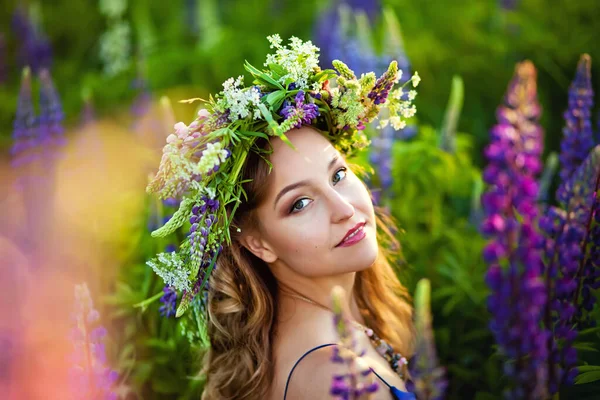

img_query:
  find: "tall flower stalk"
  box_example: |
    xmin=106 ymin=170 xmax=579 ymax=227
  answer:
xmin=541 ymin=146 xmax=600 ymax=392
xmin=329 ymin=286 xmax=379 ymax=399
xmin=538 ymin=54 xmax=598 ymax=394
xmin=11 ymin=6 xmax=53 ymax=73
xmin=407 ymin=279 xmax=447 ymax=399
xmin=11 ymin=68 xmax=38 ymax=167
xmin=557 ymin=54 xmax=594 ymax=183
xmin=481 ymin=60 xmax=549 ymax=399
xmin=70 ymin=283 xmax=119 ymax=399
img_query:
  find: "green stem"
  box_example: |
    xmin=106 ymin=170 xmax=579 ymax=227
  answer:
xmin=133 ymin=290 xmax=164 ymax=311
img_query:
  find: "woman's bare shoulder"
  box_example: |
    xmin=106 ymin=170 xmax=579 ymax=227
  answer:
xmin=279 ymin=343 xmax=344 ymax=400
xmin=269 ymin=312 xmax=340 ymax=399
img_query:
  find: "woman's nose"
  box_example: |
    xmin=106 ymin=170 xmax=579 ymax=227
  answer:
xmin=328 ymin=189 xmax=355 ymax=222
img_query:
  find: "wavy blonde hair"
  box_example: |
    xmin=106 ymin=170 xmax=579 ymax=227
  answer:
xmin=200 ymin=138 xmax=414 ymax=400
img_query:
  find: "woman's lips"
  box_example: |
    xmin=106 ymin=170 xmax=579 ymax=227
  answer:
xmin=336 ymin=223 xmax=366 ymax=247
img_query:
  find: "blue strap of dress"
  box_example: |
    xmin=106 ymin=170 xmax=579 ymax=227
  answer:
xmin=370 ymin=368 xmax=416 ymax=400
xmin=283 ymin=343 xmax=337 ymax=400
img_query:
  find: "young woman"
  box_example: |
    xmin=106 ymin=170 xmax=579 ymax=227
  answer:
xmin=201 ymin=126 xmax=414 ymax=400
xmin=146 ymin=34 xmax=420 ymax=400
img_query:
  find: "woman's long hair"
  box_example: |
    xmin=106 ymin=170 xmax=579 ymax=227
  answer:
xmin=200 ymin=138 xmax=414 ymax=400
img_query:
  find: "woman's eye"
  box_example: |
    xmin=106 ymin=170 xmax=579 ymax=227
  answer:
xmin=332 ymin=168 xmax=347 ymax=185
xmin=290 ymin=198 xmax=311 ymax=214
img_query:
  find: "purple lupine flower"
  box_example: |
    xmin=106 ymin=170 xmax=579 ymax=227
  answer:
xmin=38 ymin=69 xmax=66 ymax=147
xmin=541 ymin=146 xmax=600 ymax=392
xmin=558 ymin=54 xmax=594 ymax=183
xmin=368 ymin=124 xmax=394 ymax=205
xmin=368 ymin=62 xmax=399 ymax=106
xmin=188 ymin=195 xmax=221 ymax=276
xmin=329 ymin=286 xmax=379 ymax=399
xmin=11 ymin=7 xmax=53 ymax=74
xmin=159 ymin=285 xmax=178 ymax=318
xmin=481 ymin=61 xmax=549 ymax=399
xmin=11 ymin=68 xmax=38 ymax=167
xmin=70 ymin=283 xmax=118 ymax=400
xmin=406 ymin=279 xmax=447 ymax=399
xmin=314 ymin=0 xmax=382 ymax=71
xmin=279 ymin=91 xmax=320 ymax=129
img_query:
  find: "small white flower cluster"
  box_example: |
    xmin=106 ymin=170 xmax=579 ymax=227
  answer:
xmin=197 ymin=141 xmax=229 ymax=175
xmin=147 ymin=252 xmax=191 ymax=292
xmin=264 ymin=35 xmax=320 ymax=90
xmin=98 ymin=0 xmax=131 ymax=76
xmin=377 ymin=71 xmax=421 ymax=130
xmin=99 ymin=21 xmax=131 ymax=76
xmin=219 ymin=76 xmax=262 ymax=122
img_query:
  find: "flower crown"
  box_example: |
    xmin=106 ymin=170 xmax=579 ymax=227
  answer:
xmin=146 ymin=34 xmax=420 ymax=317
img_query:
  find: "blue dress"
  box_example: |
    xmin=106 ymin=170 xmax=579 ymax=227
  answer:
xmin=283 ymin=343 xmax=416 ymax=400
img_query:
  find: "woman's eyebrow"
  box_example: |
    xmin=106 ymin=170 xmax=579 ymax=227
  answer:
xmin=272 ymin=154 xmax=340 ymax=210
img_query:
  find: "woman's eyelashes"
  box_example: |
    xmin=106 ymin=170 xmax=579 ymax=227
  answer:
xmin=287 ymin=167 xmax=348 ymax=214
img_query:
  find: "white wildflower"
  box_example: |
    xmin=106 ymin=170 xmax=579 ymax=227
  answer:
xmin=408 ymin=90 xmax=417 ymax=101
xmin=147 ymin=252 xmax=190 ymax=292
xmin=220 ymin=76 xmax=262 ymax=122
xmin=264 ymin=36 xmax=320 ymax=90
xmin=401 ymin=104 xmax=417 ymax=119
xmin=267 ymin=34 xmax=282 ymax=49
xmin=391 ymin=88 xmax=404 ymax=100
xmin=411 ymin=71 xmax=421 ymax=87
xmin=197 ymin=142 xmax=229 ymax=175
xmin=389 ymin=116 xmax=406 ymax=130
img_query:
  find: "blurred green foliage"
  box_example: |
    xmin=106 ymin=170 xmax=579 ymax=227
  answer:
xmin=2 ymin=0 xmax=599 ymax=158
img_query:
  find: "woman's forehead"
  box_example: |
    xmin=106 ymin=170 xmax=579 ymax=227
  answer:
xmin=269 ymin=128 xmax=337 ymax=168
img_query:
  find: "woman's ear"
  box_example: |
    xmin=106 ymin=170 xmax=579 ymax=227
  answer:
xmin=239 ymin=231 xmax=278 ymax=264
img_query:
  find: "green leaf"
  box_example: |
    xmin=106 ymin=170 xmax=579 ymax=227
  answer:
xmin=265 ymin=90 xmax=286 ymax=108
xmin=574 ymin=342 xmax=599 ymax=352
xmin=575 ymin=370 xmax=600 ymax=384
xmin=578 ymin=326 xmax=600 ymax=336
xmin=244 ymin=61 xmax=283 ymax=89
xmin=578 ymin=365 xmax=600 ymax=372
xmin=239 ymin=130 xmax=269 ymax=140
xmin=267 ymin=63 xmax=288 ymax=78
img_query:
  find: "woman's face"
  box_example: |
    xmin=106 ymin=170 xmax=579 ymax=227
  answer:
xmin=243 ymin=127 xmax=378 ymax=278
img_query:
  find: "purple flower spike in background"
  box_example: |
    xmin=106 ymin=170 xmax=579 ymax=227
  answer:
xmin=558 ymin=54 xmax=595 ymax=183
xmin=481 ymin=61 xmax=549 ymax=399
xmin=11 ymin=7 xmax=53 ymax=74
xmin=542 ymin=146 xmax=600 ymax=391
xmin=407 ymin=279 xmax=447 ymax=400
xmin=11 ymin=68 xmax=37 ymax=164
xmin=38 ymin=69 xmax=66 ymax=148
xmin=70 ymin=283 xmax=118 ymax=400
xmin=329 ymin=286 xmax=379 ymax=399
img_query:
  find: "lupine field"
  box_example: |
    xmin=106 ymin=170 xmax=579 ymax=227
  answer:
xmin=1 ymin=0 xmax=600 ymax=399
